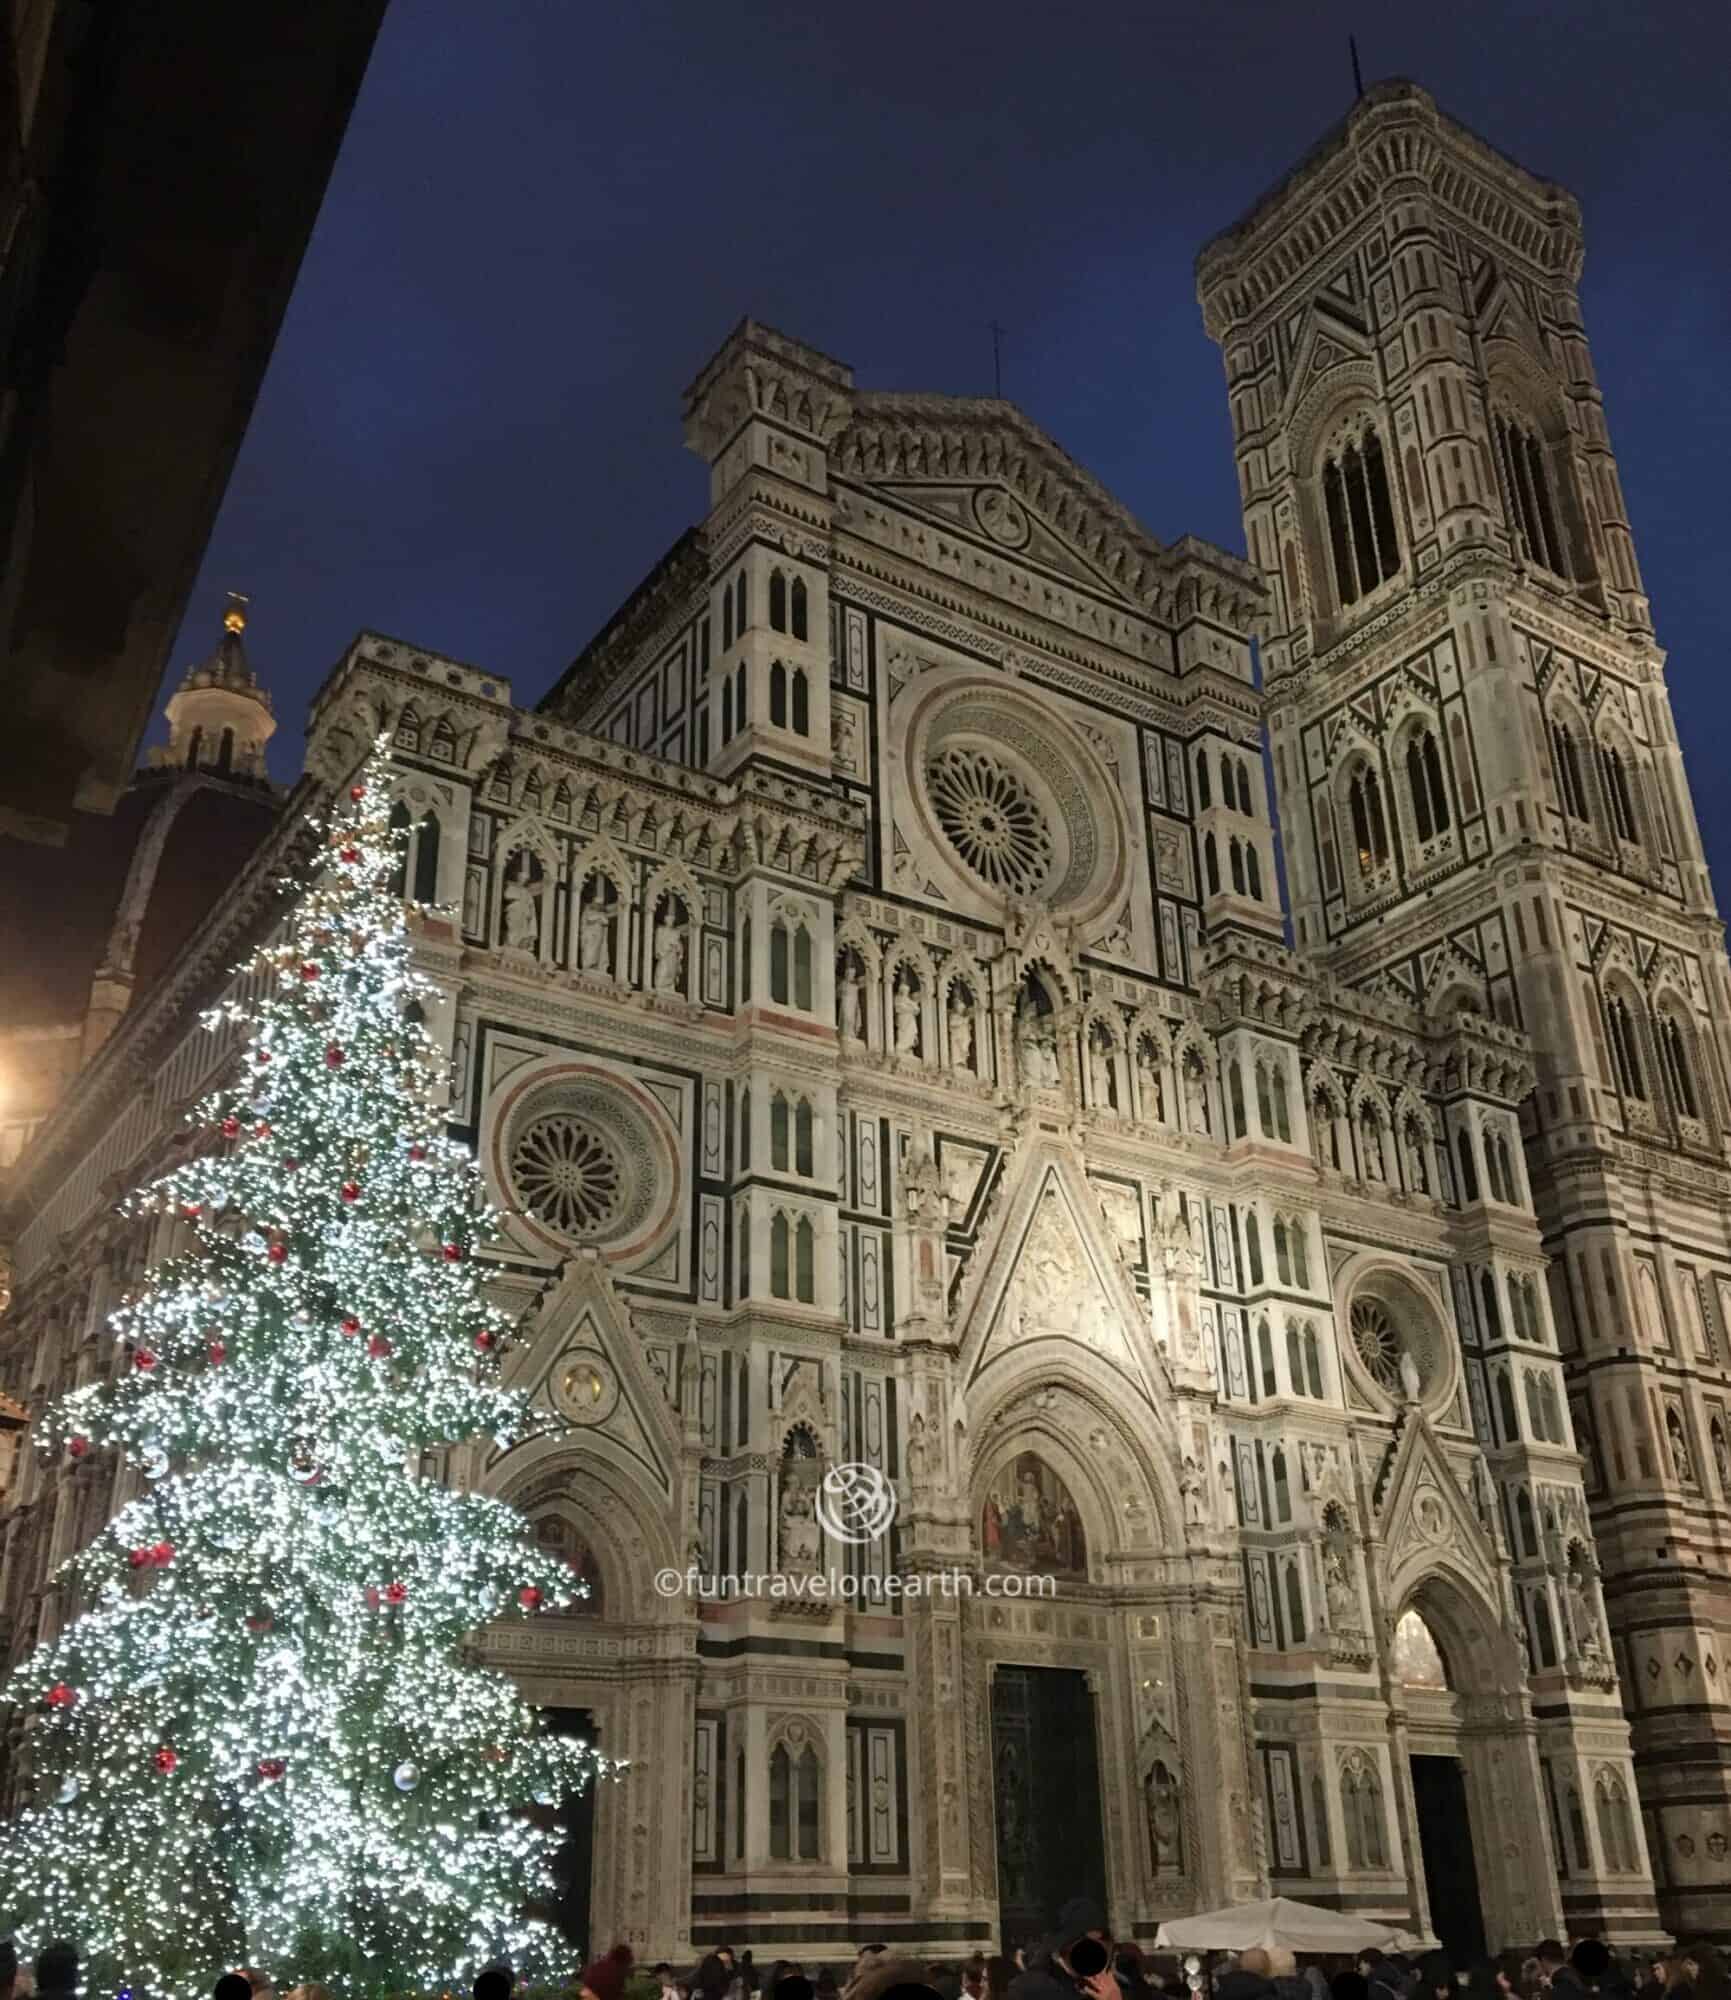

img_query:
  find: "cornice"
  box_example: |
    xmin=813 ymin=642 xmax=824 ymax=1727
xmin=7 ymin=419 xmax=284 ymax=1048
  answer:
xmin=538 ymin=527 xmax=709 ymax=725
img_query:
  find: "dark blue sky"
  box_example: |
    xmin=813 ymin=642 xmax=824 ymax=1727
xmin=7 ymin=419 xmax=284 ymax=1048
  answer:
xmin=174 ymin=1 xmax=1731 ymax=890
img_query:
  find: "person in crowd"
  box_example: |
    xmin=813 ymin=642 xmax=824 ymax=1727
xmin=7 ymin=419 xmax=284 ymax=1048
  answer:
xmin=240 ymin=1969 xmax=274 ymax=2000
xmin=699 ymin=1949 xmax=740 ymax=2000
xmin=1356 ymin=1954 xmax=1406 ymax=2000
xmin=773 ymin=1975 xmax=814 ymax=2000
xmin=1331 ymin=1973 xmax=1370 ymax=2000
xmin=930 ymin=1965 xmax=963 ymax=2000
xmin=0 ymin=1939 xmax=15 ymax=2000
xmin=581 ymin=1945 xmax=636 ymax=2000
xmin=847 ymin=1961 xmax=944 ymax=2000
xmin=1008 ymin=1897 xmax=1118 ymax=2000
xmin=216 ymin=1978 xmax=254 ymax=2000
xmin=657 ymin=1963 xmax=683 ymax=2000
xmin=816 ymin=1971 xmax=841 ymax=2000
xmin=474 ymin=1971 xmax=514 ymax=2000
xmin=983 ymin=1959 xmax=1013 ymax=2000
xmin=31 ymin=1948 xmax=77 ymax=2000
xmin=1114 ymin=1945 xmax=1154 ymax=2000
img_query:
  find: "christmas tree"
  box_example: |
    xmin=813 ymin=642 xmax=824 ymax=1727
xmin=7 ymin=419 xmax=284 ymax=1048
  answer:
xmin=0 ymin=747 xmax=605 ymax=1997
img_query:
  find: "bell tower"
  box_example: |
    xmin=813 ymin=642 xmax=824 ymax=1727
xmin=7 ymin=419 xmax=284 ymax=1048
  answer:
xmin=1199 ymin=81 xmax=1731 ymax=1938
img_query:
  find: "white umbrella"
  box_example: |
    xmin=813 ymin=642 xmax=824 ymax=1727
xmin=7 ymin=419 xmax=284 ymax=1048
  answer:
xmin=1153 ymin=1896 xmax=1405 ymax=1954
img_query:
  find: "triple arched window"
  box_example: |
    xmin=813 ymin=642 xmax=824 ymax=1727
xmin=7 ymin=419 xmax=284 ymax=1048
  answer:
xmin=768 ymin=569 xmax=809 ymax=641
xmin=769 ymin=1212 xmax=817 ymax=1304
xmin=1494 ymin=410 xmax=1568 ymax=578
xmin=769 ymin=1091 xmax=816 ymax=1177
xmin=1322 ymin=425 xmax=1400 ymax=608
xmin=1404 ymin=728 xmax=1451 ymax=844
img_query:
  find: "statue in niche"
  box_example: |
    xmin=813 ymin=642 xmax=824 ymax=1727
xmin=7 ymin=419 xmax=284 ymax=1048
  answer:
xmin=1145 ymin=1760 xmax=1183 ymax=1873
xmin=838 ymin=958 xmax=865 ymax=1041
xmin=833 ymin=701 xmax=859 ymax=774
xmin=1088 ymin=1033 xmax=1116 ymax=1114
xmin=1136 ymin=1040 xmax=1165 ymax=1121
xmin=578 ymin=885 xmax=614 ymax=974
xmin=948 ymin=987 xmax=975 ymax=1072
xmin=1361 ymin=1112 xmax=1386 ymax=1183
xmin=1180 ymin=1459 xmax=1208 ymax=1529
xmin=1015 ymin=990 xmax=1059 ymax=1087
xmin=502 ymin=854 xmax=541 ymax=952
xmin=1183 ymin=1058 xmax=1210 ymax=1134
xmin=893 ymin=976 xmax=921 ymax=1058
xmin=1398 ymin=1346 xmax=1422 ymax=1403
xmin=907 ymin=1412 xmax=928 ymax=1481
xmin=651 ymin=903 xmax=687 ymax=993
xmin=1565 ymin=1556 xmax=1603 ymax=1657
xmin=779 ymin=1468 xmax=820 ymax=1572
xmin=1324 ymin=1540 xmax=1359 ymax=1630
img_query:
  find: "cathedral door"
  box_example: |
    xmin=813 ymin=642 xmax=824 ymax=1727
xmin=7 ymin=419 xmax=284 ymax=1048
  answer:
xmin=544 ymin=1706 xmax=599 ymax=1959
xmin=991 ymin=1666 xmax=1107 ymax=1951
xmin=1410 ymin=1754 xmax=1486 ymax=1962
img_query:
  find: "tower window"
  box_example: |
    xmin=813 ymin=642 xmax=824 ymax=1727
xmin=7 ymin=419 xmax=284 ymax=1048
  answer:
xmin=1551 ymin=721 xmax=1590 ymax=823
xmin=770 ymin=569 xmax=788 ymax=633
xmin=1495 ymin=411 xmax=1568 ymax=577
xmin=1196 ymin=753 xmax=1212 ymax=811
xmin=1322 ymin=424 xmax=1400 ymax=608
xmin=1348 ymin=766 xmax=1390 ymax=873
xmin=1658 ymin=1012 xmax=1699 ymax=1120
xmin=791 ymin=667 xmax=809 ymax=736
xmin=1605 ymin=994 xmax=1647 ymax=1101
xmin=1600 ymin=743 xmax=1639 ymax=844
xmin=1405 ymin=728 xmax=1451 ymax=843
xmin=770 ymin=661 xmax=788 ymax=728
xmin=791 ymin=577 xmax=808 ymax=642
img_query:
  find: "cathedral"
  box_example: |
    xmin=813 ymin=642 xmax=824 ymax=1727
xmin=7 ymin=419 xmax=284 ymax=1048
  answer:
xmin=4 ymin=79 xmax=1730 ymax=1962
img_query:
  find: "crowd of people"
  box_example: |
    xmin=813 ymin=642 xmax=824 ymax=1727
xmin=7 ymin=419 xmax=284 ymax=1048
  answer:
xmin=0 ymin=1916 xmax=1723 ymax=2000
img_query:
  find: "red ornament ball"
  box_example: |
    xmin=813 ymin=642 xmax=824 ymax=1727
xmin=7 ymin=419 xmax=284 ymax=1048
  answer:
xmin=257 ymin=1757 xmax=287 ymax=1781
xmin=45 ymin=1682 xmax=76 ymax=1710
xmin=340 ymin=1180 xmax=361 ymax=1204
xmin=207 ymin=1340 xmax=227 ymax=1367
xmin=245 ymin=1612 xmax=273 ymax=1634
xmin=299 ymin=962 xmax=321 ymax=981
xmin=255 ymin=1050 xmax=271 ymax=1066
xmin=366 ymin=1334 xmax=393 ymax=1359
xmin=221 ymin=1116 xmax=241 ymax=1140
xmin=133 ymin=1348 xmax=157 ymax=1372
xmin=128 ymin=1548 xmax=151 ymax=1571
xmin=152 ymin=1747 xmax=178 ymax=1776
xmin=151 ymin=1541 xmax=174 ymax=1567
xmin=267 ymin=1242 xmax=288 ymax=1265
xmin=363 ymin=1585 xmax=382 ymax=1611
xmin=340 ymin=1315 xmax=361 ymax=1337
xmin=441 ymin=1242 xmax=463 ymax=1263
xmin=384 ymin=1581 xmax=408 ymax=1606
xmin=325 ymin=1043 xmax=345 ymax=1070
xmin=474 ymin=1330 xmax=497 ymax=1352
xmin=181 ymin=1203 xmax=203 ymax=1220
xmin=67 ymin=1436 xmax=89 ymax=1460
xmin=350 ymin=783 xmax=366 ymax=801
xmin=282 ymin=1156 xmax=299 ymax=1172
xmin=518 ymin=1586 xmax=544 ymax=1610
xmin=339 ymin=845 xmax=360 ymax=864
xmin=408 ymin=1143 xmax=427 ymax=1162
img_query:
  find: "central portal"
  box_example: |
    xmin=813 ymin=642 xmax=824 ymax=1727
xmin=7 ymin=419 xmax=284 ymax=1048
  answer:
xmin=1410 ymin=1753 xmax=1486 ymax=1962
xmin=991 ymin=1665 xmax=1107 ymax=1950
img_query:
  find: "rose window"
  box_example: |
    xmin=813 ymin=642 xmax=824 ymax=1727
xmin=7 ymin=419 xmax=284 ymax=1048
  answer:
xmin=1350 ymin=1298 xmax=1403 ymax=1393
xmin=511 ymin=1116 xmax=623 ymax=1235
xmin=927 ymin=747 xmax=1055 ymax=897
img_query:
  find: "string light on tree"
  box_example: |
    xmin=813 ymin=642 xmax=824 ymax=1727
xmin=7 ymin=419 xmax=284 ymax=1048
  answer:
xmin=0 ymin=741 xmax=608 ymax=1997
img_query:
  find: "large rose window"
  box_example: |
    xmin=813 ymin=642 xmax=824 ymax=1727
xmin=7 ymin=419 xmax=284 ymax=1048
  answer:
xmin=927 ymin=747 xmax=1055 ymax=897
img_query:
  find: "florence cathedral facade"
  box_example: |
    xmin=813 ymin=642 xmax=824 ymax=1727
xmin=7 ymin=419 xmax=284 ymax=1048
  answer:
xmin=5 ymin=80 xmax=1731 ymax=1961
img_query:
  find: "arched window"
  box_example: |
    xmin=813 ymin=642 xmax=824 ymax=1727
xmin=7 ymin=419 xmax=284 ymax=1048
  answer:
xmin=1284 ymin=1562 xmax=1306 ymax=1645
xmin=795 ymin=1216 xmax=815 ymax=1304
xmin=769 ymin=569 xmax=788 ymax=633
xmin=1244 ymin=1211 xmax=1263 ymax=1286
xmin=791 ymin=668 xmax=809 ymax=736
xmin=1311 ymin=1773 xmax=1332 ymax=1869
xmin=429 ymin=716 xmax=457 ymax=762
xmin=1595 ymin=1774 xmax=1635 ymax=1874
xmin=1302 ymin=1321 xmax=1324 ymax=1398
xmin=771 ymin=1092 xmax=791 ymax=1172
xmin=735 ymin=660 xmax=747 ymax=729
xmin=1246 ymin=846 xmax=1264 ymax=900
xmin=1524 ymin=1371 xmax=1545 ymax=1441
xmin=1484 ymin=1129 xmax=1512 ymax=1204
xmin=1273 ymin=1215 xmax=1291 ymax=1286
xmin=1495 ymin=410 xmax=1567 ymax=577
xmin=1322 ymin=425 xmax=1400 ymax=607
xmin=738 ymin=1209 xmax=751 ymax=1297
xmin=739 ymin=916 xmax=752 ymax=1003
xmin=1342 ymin=1758 xmax=1386 ymax=1869
xmin=387 ymin=799 xmax=412 ymax=899
xmin=769 ymin=1744 xmax=791 ymax=1858
xmin=1348 ymin=765 xmax=1390 ymax=873
xmin=1236 ymin=761 xmax=1254 ymax=816
xmin=1515 ymin=1486 xmax=1538 ymax=1555
xmin=1283 ymin=1320 xmax=1303 ymax=1396
xmin=413 ymin=812 xmax=440 ymax=903
xmin=217 ymin=727 xmax=236 ymax=773
xmin=1229 ymin=1060 xmax=1248 ymax=1139
xmin=721 ymin=679 xmax=734 ymax=742
xmin=1196 ymin=752 xmax=1212 ymax=810
xmin=1482 ymin=1271 xmax=1504 ymax=1340
xmin=770 ymin=919 xmax=790 ymax=1003
xmin=1658 ymin=1012 xmax=1700 ymax=1120
xmin=795 ymin=1099 xmax=814 ymax=1177
xmin=393 ymin=708 xmax=420 ymax=753
xmin=1551 ymin=720 xmax=1590 ymax=822
xmin=1204 ymin=832 xmax=1220 ymax=895
xmin=185 ymin=724 xmax=204 ymax=769
xmin=739 ymin=1088 xmax=751 ymax=1171
xmin=1229 ymin=839 xmax=1246 ymax=894
xmin=1531 ymin=1591 xmax=1558 ymax=1669
xmin=1500 ymin=1372 xmax=1523 ymax=1450
xmin=734 ymin=571 xmax=748 ymax=636
xmin=1600 ymin=742 xmax=1639 ymax=844
xmin=722 ymin=584 xmax=734 ymax=651
xmin=1455 ymin=1129 xmax=1480 ymax=1203
xmin=1269 ymin=1064 xmax=1292 ymax=1143
xmin=1539 ymin=1376 xmax=1563 ymax=1444
xmin=791 ymin=577 xmax=808 ymax=642
xmin=770 ymin=1214 xmax=791 ymax=1299
xmin=1272 ymin=1446 xmax=1292 ymax=1521
xmin=1258 ymin=1316 xmax=1277 ymax=1398
xmin=770 ymin=661 xmax=788 ymax=727
xmin=1606 ymin=994 xmax=1646 ymax=1100
xmin=793 ymin=925 xmax=813 ymax=1010
xmin=1289 ymin=1220 xmax=1309 ymax=1290
xmin=1405 ymin=728 xmax=1451 ymax=842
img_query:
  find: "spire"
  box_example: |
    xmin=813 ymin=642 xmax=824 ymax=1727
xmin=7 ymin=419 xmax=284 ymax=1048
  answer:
xmin=154 ymin=592 xmax=276 ymax=781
